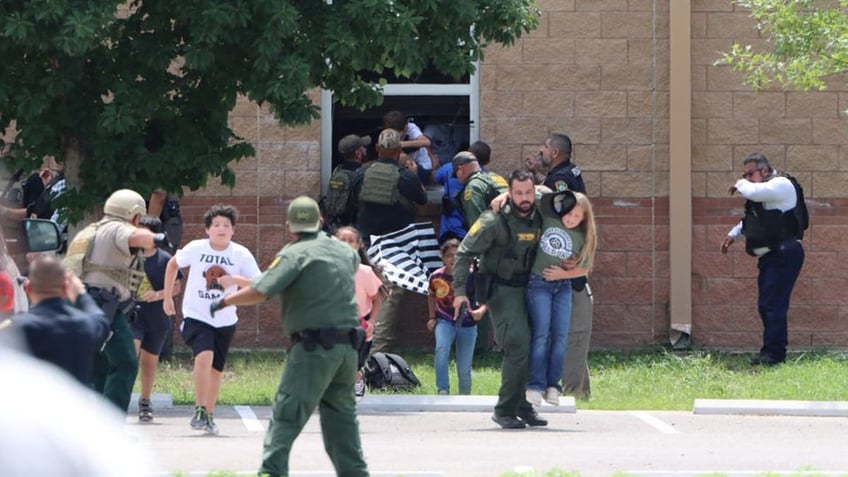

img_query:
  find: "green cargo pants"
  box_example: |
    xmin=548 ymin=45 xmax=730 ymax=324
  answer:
xmin=371 ymin=283 xmax=403 ymax=354
xmin=259 ymin=342 xmax=369 ymax=477
xmin=488 ymin=284 xmax=534 ymax=418
xmin=92 ymin=310 xmax=138 ymax=412
xmin=562 ymin=285 xmax=593 ymax=399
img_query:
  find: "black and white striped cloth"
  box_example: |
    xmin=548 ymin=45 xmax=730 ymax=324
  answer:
xmin=367 ymin=222 xmax=443 ymax=295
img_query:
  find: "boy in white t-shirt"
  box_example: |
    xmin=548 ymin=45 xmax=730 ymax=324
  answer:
xmin=163 ymin=205 xmax=261 ymax=435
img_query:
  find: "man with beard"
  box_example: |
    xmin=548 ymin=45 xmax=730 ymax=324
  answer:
xmin=452 ymin=170 xmax=545 ymax=429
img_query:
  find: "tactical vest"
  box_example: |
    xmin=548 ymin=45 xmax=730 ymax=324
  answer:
xmin=741 ymin=174 xmax=806 ymax=256
xmin=359 ymin=161 xmax=414 ymax=212
xmin=479 ymin=207 xmax=542 ymax=286
xmin=324 ymin=166 xmax=356 ymax=219
xmin=64 ymin=218 xmax=146 ymax=298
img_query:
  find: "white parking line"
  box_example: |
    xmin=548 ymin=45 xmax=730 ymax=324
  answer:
xmin=234 ymin=405 xmax=265 ymax=431
xmin=628 ymin=411 xmax=680 ymax=434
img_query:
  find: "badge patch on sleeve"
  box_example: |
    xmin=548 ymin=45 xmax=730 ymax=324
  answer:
xmin=463 ymin=188 xmax=473 ymax=202
xmin=468 ymin=219 xmax=482 ymax=236
xmin=268 ymin=256 xmax=281 ymax=270
xmin=555 ymin=180 xmax=568 ymax=192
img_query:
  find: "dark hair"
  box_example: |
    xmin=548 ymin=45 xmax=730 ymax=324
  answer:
xmin=507 ymin=169 xmax=535 ymax=188
xmin=204 ymin=205 xmax=237 ymax=228
xmin=335 ymin=225 xmax=390 ymax=300
xmin=743 ymin=153 xmax=772 ymax=173
xmin=469 ymin=141 xmax=491 ymax=166
xmin=548 ymin=133 xmax=573 ymax=160
xmin=138 ymin=215 xmax=162 ymax=234
xmin=382 ymin=110 xmax=407 ymax=131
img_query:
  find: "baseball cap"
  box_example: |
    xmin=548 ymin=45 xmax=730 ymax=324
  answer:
xmin=376 ymin=128 xmax=402 ymax=150
xmin=542 ymin=190 xmax=577 ymax=217
xmin=287 ymin=196 xmax=321 ymax=233
xmin=452 ymin=151 xmax=478 ymax=177
xmin=337 ymin=134 xmax=371 ymax=156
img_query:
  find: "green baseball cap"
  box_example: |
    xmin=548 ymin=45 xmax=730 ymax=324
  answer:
xmin=287 ymin=196 xmax=321 ymax=233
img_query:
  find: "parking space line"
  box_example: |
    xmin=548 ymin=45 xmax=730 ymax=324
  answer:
xmin=628 ymin=411 xmax=680 ymax=434
xmin=234 ymin=405 xmax=265 ymax=431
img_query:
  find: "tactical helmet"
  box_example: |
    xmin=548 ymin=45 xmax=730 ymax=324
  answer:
xmin=103 ymin=189 xmax=146 ymax=221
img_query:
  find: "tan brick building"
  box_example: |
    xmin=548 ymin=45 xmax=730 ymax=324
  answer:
xmin=179 ymin=1 xmax=848 ymax=351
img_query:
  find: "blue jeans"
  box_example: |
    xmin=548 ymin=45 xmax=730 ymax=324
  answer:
xmin=526 ymin=274 xmax=573 ymax=392
xmin=757 ymin=239 xmax=805 ymax=362
xmin=434 ymin=319 xmax=478 ymax=394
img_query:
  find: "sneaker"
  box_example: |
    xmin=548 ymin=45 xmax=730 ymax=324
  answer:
xmin=138 ymin=398 xmax=153 ymax=422
xmin=544 ymin=387 xmax=560 ymax=406
xmin=204 ymin=413 xmax=219 ymax=435
xmin=437 ymin=389 xmax=449 ymax=396
xmin=354 ymin=376 xmax=367 ymax=403
xmin=525 ymin=388 xmax=543 ymax=406
xmin=190 ymin=406 xmax=207 ymax=430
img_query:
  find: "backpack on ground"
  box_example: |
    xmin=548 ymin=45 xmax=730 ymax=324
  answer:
xmin=363 ymin=352 xmax=421 ymax=390
xmin=782 ymin=173 xmax=809 ymax=239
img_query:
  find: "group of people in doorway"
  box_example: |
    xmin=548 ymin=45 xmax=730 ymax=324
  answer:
xmin=0 ymin=117 xmax=806 ymax=476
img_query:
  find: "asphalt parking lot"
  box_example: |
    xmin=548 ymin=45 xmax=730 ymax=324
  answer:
xmin=130 ymin=395 xmax=848 ymax=477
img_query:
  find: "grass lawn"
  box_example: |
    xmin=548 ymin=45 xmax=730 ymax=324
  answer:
xmin=144 ymin=348 xmax=848 ymax=410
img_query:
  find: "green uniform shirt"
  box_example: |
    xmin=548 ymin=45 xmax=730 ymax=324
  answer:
xmin=454 ymin=205 xmax=541 ymax=297
xmin=251 ymin=233 xmax=360 ymax=334
xmin=460 ymin=171 xmax=508 ymax=228
xmin=532 ymin=214 xmax=586 ymax=275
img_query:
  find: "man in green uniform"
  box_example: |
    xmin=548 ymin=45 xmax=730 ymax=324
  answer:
xmin=453 ymin=170 xmax=546 ymax=430
xmin=64 ymin=188 xmax=170 ymax=411
xmin=211 ymin=196 xmax=369 ymax=477
xmin=452 ymin=151 xmax=508 ymax=352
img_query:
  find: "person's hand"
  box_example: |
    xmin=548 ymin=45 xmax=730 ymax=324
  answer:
xmin=141 ymin=290 xmax=158 ymax=302
xmin=452 ymin=295 xmax=470 ymax=320
xmin=364 ymin=320 xmax=374 ymax=340
xmin=163 ymin=296 xmax=176 ymax=316
xmin=65 ymin=270 xmax=85 ymax=303
xmin=217 ymin=275 xmax=238 ymax=289
xmin=209 ymin=296 xmax=227 ymax=316
xmin=728 ymin=185 xmax=738 ymax=195
xmin=559 ymin=257 xmax=578 ymax=270
xmin=490 ymin=192 xmax=509 ymax=213
xmin=152 ymin=233 xmax=172 ymax=249
xmin=470 ymin=304 xmax=487 ymax=322
xmin=525 ymin=154 xmax=541 ymax=173
xmin=720 ymin=236 xmax=734 ymax=254
xmin=542 ymin=265 xmax=567 ymax=281
xmin=426 ymin=318 xmax=436 ymax=332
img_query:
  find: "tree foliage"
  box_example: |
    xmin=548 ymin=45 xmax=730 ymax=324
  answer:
xmin=720 ymin=0 xmax=848 ymax=92
xmin=0 ymin=0 xmax=538 ymax=223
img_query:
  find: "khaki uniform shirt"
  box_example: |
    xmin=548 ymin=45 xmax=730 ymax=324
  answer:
xmin=251 ymin=233 xmax=360 ymax=334
xmin=82 ymin=219 xmax=136 ymax=301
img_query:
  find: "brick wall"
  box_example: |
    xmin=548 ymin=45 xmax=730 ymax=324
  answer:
xmin=176 ymin=0 xmax=848 ymax=352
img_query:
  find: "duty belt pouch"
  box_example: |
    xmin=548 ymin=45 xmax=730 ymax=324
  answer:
xmin=317 ymin=327 xmax=339 ymax=350
xmin=572 ymin=276 xmax=587 ymax=292
xmin=474 ymin=273 xmax=494 ymax=304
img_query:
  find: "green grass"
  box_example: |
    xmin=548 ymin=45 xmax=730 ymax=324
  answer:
xmin=142 ymin=347 xmax=848 ymax=409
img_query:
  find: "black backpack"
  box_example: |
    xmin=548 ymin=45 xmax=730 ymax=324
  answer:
xmin=363 ymin=352 xmax=420 ymax=390
xmin=783 ymin=173 xmax=809 ymax=240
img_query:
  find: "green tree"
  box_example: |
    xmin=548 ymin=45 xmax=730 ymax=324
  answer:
xmin=720 ymin=0 xmax=848 ymax=92
xmin=0 ymin=0 xmax=538 ymax=222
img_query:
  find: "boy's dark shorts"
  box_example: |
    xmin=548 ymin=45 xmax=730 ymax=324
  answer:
xmin=131 ymin=310 xmax=171 ymax=355
xmin=180 ymin=317 xmax=237 ymax=371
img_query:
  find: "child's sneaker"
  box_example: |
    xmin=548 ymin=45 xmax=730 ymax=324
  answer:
xmin=138 ymin=398 xmax=153 ymax=422
xmin=525 ymin=388 xmax=543 ymax=406
xmin=544 ymin=387 xmax=560 ymax=406
xmin=204 ymin=413 xmax=219 ymax=435
xmin=354 ymin=375 xmax=367 ymax=403
xmin=190 ymin=406 xmax=207 ymax=430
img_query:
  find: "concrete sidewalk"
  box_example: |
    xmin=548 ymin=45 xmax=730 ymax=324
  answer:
xmin=133 ymin=393 xmax=848 ymax=417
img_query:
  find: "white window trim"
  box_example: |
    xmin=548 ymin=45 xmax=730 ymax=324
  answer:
xmin=320 ymin=64 xmax=480 ymax=195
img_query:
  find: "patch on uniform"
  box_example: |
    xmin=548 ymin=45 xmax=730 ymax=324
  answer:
xmin=468 ymin=219 xmax=482 ymax=236
xmin=554 ymin=180 xmax=568 ymax=192
xmin=517 ymin=232 xmax=537 ymax=241
xmin=268 ymin=256 xmax=281 ymax=269
xmin=463 ymin=188 xmax=473 ymax=202
xmin=572 ymin=166 xmax=582 ymax=176
xmin=492 ymin=175 xmax=508 ymax=188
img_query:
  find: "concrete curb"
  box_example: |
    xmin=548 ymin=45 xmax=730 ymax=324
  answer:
xmin=356 ymin=394 xmax=576 ymax=413
xmin=693 ymin=398 xmax=848 ymax=417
